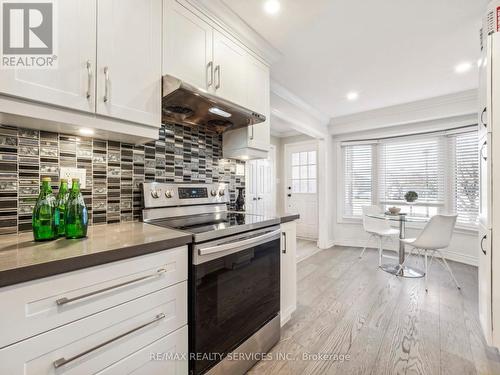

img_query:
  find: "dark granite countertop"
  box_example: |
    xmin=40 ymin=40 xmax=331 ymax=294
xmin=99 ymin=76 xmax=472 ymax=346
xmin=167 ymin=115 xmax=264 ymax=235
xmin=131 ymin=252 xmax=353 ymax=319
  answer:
xmin=228 ymin=211 xmax=300 ymax=224
xmin=0 ymin=222 xmax=192 ymax=288
xmin=280 ymin=213 xmax=300 ymax=223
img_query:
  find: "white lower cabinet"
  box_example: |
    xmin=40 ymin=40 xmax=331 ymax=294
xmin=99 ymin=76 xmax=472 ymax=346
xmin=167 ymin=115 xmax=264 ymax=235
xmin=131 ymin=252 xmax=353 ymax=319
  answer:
xmin=0 ymin=247 xmax=188 ymax=375
xmin=0 ymin=282 xmax=187 ymax=375
xmin=0 ymin=246 xmax=187 ymax=348
xmin=96 ymin=326 xmax=188 ymax=375
xmin=280 ymin=221 xmax=297 ymax=326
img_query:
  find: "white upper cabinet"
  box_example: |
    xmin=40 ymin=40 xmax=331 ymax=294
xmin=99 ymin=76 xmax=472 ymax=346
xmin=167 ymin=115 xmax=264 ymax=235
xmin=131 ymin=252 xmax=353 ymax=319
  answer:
xmin=0 ymin=0 xmax=96 ymax=113
xmin=245 ymin=56 xmax=270 ymax=150
xmin=163 ymin=1 xmax=213 ymax=91
xmin=212 ymin=30 xmax=248 ymax=107
xmin=96 ymin=0 xmax=162 ymax=127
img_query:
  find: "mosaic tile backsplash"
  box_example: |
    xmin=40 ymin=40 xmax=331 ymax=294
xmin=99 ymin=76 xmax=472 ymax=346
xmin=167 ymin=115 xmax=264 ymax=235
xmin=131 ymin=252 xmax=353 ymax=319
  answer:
xmin=0 ymin=123 xmax=245 ymax=235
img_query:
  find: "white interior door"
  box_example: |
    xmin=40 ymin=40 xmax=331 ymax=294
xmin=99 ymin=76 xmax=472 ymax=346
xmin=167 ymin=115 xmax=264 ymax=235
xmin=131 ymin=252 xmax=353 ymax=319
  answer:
xmin=246 ymin=146 xmax=275 ymax=216
xmin=285 ymin=142 xmax=318 ymax=239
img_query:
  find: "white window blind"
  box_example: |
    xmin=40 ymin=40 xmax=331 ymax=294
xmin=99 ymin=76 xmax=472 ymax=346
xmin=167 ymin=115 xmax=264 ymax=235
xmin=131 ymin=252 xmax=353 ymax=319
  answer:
xmin=378 ymin=137 xmax=445 ymax=205
xmin=450 ymin=131 xmax=479 ymax=227
xmin=343 ymin=144 xmax=373 ymax=217
xmin=341 ymin=127 xmax=479 ymax=227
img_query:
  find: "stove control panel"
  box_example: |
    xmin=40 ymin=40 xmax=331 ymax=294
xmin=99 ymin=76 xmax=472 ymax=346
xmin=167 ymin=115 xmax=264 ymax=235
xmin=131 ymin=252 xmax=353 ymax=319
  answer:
xmin=142 ymin=182 xmax=229 ymax=208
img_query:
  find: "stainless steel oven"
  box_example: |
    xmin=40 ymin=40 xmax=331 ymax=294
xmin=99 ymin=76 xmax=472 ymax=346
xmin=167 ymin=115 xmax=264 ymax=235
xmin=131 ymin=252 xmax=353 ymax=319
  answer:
xmin=191 ymin=226 xmax=281 ymax=375
xmin=141 ymin=182 xmax=281 ymax=375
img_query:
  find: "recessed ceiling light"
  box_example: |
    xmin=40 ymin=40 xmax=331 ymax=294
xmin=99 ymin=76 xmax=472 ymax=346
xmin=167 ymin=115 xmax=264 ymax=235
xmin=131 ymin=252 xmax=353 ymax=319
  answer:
xmin=346 ymin=91 xmax=359 ymax=101
xmin=263 ymin=0 xmax=280 ymax=15
xmin=455 ymin=62 xmax=472 ymax=74
xmin=79 ymin=128 xmax=94 ymax=136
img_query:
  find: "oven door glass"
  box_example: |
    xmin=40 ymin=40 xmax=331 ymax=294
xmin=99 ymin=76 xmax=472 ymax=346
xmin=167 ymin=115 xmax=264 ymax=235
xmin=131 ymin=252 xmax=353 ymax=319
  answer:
xmin=191 ymin=237 xmax=280 ymax=374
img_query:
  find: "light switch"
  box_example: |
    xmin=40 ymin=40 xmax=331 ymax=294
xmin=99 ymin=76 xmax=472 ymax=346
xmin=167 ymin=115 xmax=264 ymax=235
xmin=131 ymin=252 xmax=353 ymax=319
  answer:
xmin=60 ymin=167 xmax=87 ymax=189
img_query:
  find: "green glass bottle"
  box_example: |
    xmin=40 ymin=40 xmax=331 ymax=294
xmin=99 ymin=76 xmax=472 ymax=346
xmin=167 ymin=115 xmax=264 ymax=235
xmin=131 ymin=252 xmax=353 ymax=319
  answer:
xmin=54 ymin=178 xmax=69 ymax=237
xmin=65 ymin=178 xmax=88 ymax=239
xmin=32 ymin=177 xmax=57 ymax=241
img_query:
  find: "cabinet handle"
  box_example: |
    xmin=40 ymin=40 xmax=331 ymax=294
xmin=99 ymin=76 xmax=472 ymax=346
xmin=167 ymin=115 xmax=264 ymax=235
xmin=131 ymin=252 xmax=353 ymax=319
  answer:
xmin=481 ymin=234 xmax=487 ymax=255
xmin=55 ymin=268 xmax=166 ymax=306
xmin=481 ymin=107 xmax=487 ymax=128
xmin=53 ymin=313 xmax=166 ymax=369
xmin=282 ymin=232 xmax=287 ymax=254
xmin=257 ymin=197 xmax=262 ymax=200
xmin=481 ymin=140 xmax=488 ymax=161
xmin=250 ymin=125 xmax=254 ymax=140
xmin=86 ymin=60 xmax=92 ymax=100
xmin=207 ymin=61 xmax=213 ymax=88
xmin=215 ymin=65 xmax=221 ymax=89
xmin=103 ymin=66 xmax=110 ymax=103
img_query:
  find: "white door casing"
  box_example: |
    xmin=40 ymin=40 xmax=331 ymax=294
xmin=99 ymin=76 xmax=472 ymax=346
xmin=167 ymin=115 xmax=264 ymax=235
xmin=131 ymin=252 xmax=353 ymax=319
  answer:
xmin=284 ymin=141 xmax=319 ymax=239
xmin=96 ymin=0 xmax=161 ymax=127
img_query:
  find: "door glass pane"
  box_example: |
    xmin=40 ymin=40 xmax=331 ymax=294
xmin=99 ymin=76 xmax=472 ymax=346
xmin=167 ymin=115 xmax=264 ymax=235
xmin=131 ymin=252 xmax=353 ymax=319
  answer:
xmin=292 ymin=180 xmax=300 ymax=193
xmin=300 ymin=165 xmax=308 ymax=179
xmin=300 ymin=152 xmax=308 ymax=165
xmin=308 ymin=165 xmax=316 ymax=179
xmin=308 ymin=180 xmax=316 ymax=193
xmin=292 ymin=152 xmax=300 ymax=166
xmin=300 ymin=180 xmax=308 ymax=193
xmin=308 ymin=151 xmax=316 ymax=165
xmin=292 ymin=166 xmax=300 ymax=179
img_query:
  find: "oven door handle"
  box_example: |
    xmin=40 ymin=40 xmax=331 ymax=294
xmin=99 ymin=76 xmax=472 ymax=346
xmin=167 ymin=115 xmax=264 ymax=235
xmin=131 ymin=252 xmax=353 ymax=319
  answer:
xmin=198 ymin=229 xmax=281 ymax=256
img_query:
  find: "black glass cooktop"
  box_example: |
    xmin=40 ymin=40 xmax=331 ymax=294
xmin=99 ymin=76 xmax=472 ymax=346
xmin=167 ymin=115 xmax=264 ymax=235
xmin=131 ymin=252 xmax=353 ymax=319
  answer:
xmin=146 ymin=212 xmax=280 ymax=242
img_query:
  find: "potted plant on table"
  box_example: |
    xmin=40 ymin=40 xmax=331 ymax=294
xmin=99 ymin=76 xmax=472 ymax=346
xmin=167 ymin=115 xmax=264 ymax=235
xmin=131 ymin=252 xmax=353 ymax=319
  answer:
xmin=404 ymin=191 xmax=418 ymax=215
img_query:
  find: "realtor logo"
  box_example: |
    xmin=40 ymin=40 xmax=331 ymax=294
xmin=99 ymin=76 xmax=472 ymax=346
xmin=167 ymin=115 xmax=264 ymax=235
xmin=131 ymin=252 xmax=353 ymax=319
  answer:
xmin=1 ymin=0 xmax=57 ymax=68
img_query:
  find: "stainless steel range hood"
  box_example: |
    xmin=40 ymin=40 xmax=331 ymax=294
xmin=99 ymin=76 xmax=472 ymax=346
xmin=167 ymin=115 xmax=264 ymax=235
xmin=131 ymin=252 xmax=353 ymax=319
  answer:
xmin=162 ymin=74 xmax=265 ymax=133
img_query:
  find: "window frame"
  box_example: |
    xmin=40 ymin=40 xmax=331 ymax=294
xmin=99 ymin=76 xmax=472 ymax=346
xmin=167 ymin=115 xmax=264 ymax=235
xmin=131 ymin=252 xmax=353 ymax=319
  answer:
xmin=338 ymin=128 xmax=479 ymax=232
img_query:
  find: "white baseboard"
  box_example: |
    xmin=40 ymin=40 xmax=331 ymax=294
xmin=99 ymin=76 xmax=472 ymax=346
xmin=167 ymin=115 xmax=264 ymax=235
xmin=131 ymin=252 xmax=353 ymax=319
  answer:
xmin=280 ymin=305 xmax=297 ymax=327
xmin=332 ymin=238 xmax=478 ymax=267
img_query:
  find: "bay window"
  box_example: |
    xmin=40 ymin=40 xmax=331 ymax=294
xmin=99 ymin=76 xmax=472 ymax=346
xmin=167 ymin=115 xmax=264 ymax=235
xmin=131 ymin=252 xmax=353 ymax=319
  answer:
xmin=341 ymin=127 xmax=479 ymax=229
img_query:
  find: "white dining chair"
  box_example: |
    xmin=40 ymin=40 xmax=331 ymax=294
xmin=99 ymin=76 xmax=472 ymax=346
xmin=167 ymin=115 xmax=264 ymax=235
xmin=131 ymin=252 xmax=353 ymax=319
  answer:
xmin=359 ymin=205 xmax=399 ymax=266
xmin=400 ymin=214 xmax=459 ymax=292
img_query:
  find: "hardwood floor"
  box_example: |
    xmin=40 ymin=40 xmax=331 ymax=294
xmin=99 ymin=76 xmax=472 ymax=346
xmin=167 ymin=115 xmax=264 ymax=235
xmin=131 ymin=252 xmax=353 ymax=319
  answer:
xmin=296 ymin=239 xmax=321 ymax=263
xmin=249 ymin=246 xmax=500 ymax=375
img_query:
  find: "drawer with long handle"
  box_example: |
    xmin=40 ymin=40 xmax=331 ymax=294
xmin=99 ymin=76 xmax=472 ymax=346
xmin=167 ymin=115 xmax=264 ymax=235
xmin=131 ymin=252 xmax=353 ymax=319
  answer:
xmin=94 ymin=326 xmax=188 ymax=375
xmin=0 ymin=246 xmax=187 ymax=348
xmin=0 ymin=281 xmax=187 ymax=375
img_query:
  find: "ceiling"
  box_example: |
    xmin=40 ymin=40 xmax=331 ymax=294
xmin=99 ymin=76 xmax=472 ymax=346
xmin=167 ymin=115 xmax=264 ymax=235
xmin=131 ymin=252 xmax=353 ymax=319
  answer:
xmin=223 ymin=0 xmax=487 ymax=118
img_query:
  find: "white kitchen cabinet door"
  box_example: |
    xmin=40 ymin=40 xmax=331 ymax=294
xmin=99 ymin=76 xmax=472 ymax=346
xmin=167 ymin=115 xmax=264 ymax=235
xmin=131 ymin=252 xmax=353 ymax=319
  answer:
xmin=0 ymin=283 xmax=187 ymax=375
xmin=280 ymin=221 xmax=297 ymax=326
xmin=246 ymin=56 xmax=270 ymax=151
xmin=163 ymin=0 xmax=213 ymax=91
xmin=96 ymin=0 xmax=162 ymax=127
xmin=479 ymin=224 xmax=492 ymax=346
xmin=0 ymin=0 xmax=96 ymax=112
xmin=213 ymin=30 xmax=247 ymax=106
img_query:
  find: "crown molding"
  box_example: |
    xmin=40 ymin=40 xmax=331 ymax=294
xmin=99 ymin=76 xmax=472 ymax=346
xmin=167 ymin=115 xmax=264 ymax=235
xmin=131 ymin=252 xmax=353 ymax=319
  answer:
xmin=186 ymin=0 xmax=282 ymax=64
xmin=270 ymin=128 xmax=301 ymax=138
xmin=271 ymin=81 xmax=330 ymax=125
xmin=329 ymin=89 xmax=478 ymax=135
